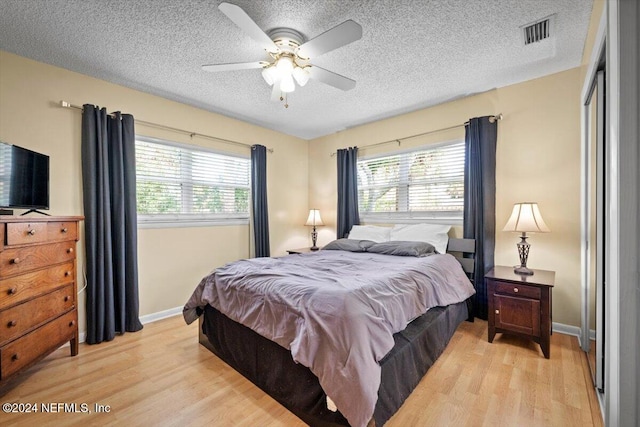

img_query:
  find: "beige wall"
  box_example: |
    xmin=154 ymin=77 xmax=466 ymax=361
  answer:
xmin=0 ymin=50 xmax=309 ymax=336
xmin=309 ymin=68 xmax=584 ymax=327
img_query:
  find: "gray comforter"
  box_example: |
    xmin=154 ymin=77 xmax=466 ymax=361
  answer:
xmin=183 ymin=250 xmax=475 ymax=427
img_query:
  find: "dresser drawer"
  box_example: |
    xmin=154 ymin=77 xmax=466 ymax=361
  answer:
xmin=46 ymin=221 xmax=78 ymax=243
xmin=5 ymin=222 xmax=48 ymax=246
xmin=0 ymin=310 xmax=77 ymax=380
xmin=492 ymin=281 xmax=541 ymax=299
xmin=0 ymin=242 xmax=76 ymax=278
xmin=0 ymin=285 xmax=75 ymax=346
xmin=0 ymin=262 xmax=75 ymax=310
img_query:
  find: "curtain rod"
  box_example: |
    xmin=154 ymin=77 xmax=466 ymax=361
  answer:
xmin=59 ymin=101 xmax=274 ymax=153
xmin=329 ymin=114 xmax=503 ymax=156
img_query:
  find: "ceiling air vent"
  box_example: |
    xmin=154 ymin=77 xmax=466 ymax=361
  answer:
xmin=522 ymin=16 xmax=553 ymax=45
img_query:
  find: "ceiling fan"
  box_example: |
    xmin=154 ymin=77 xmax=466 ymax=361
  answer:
xmin=202 ymin=2 xmax=362 ymax=107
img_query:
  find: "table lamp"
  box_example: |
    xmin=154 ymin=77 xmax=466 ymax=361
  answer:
xmin=503 ymin=202 xmax=550 ymax=275
xmin=305 ymin=209 xmax=324 ymax=251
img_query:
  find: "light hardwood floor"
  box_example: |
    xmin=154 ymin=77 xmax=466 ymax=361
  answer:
xmin=0 ymin=316 xmax=603 ymax=426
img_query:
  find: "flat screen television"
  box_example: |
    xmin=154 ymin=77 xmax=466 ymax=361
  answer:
xmin=0 ymin=141 xmax=50 ymax=214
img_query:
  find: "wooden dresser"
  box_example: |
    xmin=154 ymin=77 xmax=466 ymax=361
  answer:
xmin=0 ymin=216 xmax=83 ymax=385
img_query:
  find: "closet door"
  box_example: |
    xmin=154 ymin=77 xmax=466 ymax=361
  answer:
xmin=593 ymin=69 xmax=605 ymax=392
xmin=585 ymin=67 xmax=606 ymax=392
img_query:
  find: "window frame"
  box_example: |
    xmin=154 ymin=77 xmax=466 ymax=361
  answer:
xmin=357 ymin=139 xmax=465 ymax=225
xmin=135 ymin=135 xmax=251 ymax=229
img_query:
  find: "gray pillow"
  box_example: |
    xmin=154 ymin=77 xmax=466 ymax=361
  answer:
xmin=322 ymin=239 xmax=376 ymax=252
xmin=367 ymin=240 xmax=437 ymax=257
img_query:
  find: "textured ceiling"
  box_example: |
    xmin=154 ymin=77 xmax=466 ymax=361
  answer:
xmin=0 ymin=0 xmax=594 ymax=140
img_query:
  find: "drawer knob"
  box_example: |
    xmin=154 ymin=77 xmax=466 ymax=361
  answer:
xmin=11 ymin=257 xmax=20 ymax=264
xmin=8 ymin=320 xmax=17 ymax=327
xmin=8 ymin=287 xmax=17 ymax=295
xmin=28 ymin=229 xmax=36 ymax=236
xmin=61 ymin=227 xmax=68 ymax=233
xmin=64 ymin=295 xmax=70 ymax=302
xmin=67 ymin=248 xmax=74 ymax=254
xmin=69 ymin=320 xmax=76 ymax=327
xmin=11 ymin=353 xmax=19 ymax=361
xmin=65 ymin=271 xmax=72 ymax=277
xmin=514 ymin=287 xmax=519 ymax=293
xmin=495 ymin=309 xmax=500 ymax=315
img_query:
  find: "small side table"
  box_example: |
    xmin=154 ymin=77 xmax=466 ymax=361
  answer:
xmin=286 ymin=247 xmax=316 ymax=254
xmin=486 ymin=266 xmax=555 ymax=358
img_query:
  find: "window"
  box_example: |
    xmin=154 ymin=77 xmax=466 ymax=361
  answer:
xmin=357 ymin=141 xmax=465 ymax=222
xmin=135 ymin=136 xmax=250 ymax=227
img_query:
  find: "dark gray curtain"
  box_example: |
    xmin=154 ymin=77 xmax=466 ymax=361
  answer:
xmin=337 ymin=147 xmax=360 ymax=239
xmin=251 ymin=144 xmax=270 ymax=257
xmin=82 ymin=104 xmax=143 ymax=344
xmin=463 ymin=116 xmax=497 ymax=320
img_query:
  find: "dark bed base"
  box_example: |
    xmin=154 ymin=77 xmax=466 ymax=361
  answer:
xmin=199 ymin=301 xmax=469 ymax=426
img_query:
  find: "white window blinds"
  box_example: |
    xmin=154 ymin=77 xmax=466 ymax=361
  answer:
xmin=357 ymin=141 xmax=465 ymax=220
xmin=135 ymin=137 xmax=250 ymax=226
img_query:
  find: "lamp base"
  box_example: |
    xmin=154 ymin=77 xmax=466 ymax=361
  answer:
xmin=514 ymin=266 xmax=534 ymax=275
xmin=310 ymin=226 xmax=319 ymax=251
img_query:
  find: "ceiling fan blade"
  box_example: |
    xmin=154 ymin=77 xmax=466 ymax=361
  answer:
xmin=201 ymin=62 xmax=266 ymax=72
xmin=297 ymin=20 xmax=362 ymax=59
xmin=309 ymin=66 xmax=356 ymax=91
xmin=218 ymin=2 xmax=278 ymax=53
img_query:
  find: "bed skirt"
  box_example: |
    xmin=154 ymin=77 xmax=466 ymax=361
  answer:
xmin=199 ymin=301 xmax=468 ymax=426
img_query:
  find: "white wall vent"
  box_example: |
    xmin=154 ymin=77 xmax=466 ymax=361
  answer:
xmin=522 ymin=15 xmax=555 ymax=45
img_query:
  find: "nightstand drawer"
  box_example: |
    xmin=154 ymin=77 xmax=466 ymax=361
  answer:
xmin=492 ymin=281 xmax=541 ymax=299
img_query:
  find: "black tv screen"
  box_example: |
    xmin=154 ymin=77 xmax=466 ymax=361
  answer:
xmin=0 ymin=142 xmax=50 ymax=210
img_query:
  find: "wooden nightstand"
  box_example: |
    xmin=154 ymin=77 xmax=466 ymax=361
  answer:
xmin=486 ymin=266 xmax=555 ymax=358
xmin=286 ymin=247 xmax=316 ymax=254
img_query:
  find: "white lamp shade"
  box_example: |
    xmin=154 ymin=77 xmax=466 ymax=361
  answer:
xmin=276 ymin=56 xmax=294 ymax=73
xmin=293 ymin=66 xmax=310 ymax=87
xmin=305 ymin=209 xmax=324 ymax=226
xmin=279 ymin=73 xmax=295 ymax=93
xmin=503 ymin=202 xmax=550 ymax=233
xmin=261 ymin=66 xmax=278 ymax=86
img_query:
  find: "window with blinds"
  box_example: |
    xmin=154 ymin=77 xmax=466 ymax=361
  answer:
xmin=357 ymin=141 xmax=465 ymax=221
xmin=135 ymin=137 xmax=250 ymax=226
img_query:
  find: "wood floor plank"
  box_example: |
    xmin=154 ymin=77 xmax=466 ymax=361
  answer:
xmin=0 ymin=316 xmax=602 ymax=426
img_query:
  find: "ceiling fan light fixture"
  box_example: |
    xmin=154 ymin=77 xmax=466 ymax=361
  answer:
xmin=280 ymin=73 xmax=295 ymax=93
xmin=293 ymin=66 xmax=310 ymax=87
xmin=209 ymin=3 xmax=362 ymax=108
xmin=276 ymin=56 xmax=294 ymax=74
xmin=261 ymin=65 xmax=278 ymax=86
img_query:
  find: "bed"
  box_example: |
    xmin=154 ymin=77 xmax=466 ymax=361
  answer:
xmin=184 ymin=232 xmax=476 ymax=427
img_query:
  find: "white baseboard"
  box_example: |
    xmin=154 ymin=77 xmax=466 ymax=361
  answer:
xmin=139 ymin=306 xmax=183 ymax=324
xmin=552 ymin=322 xmax=582 ymax=345
xmin=70 ymin=306 xmax=183 ymax=345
